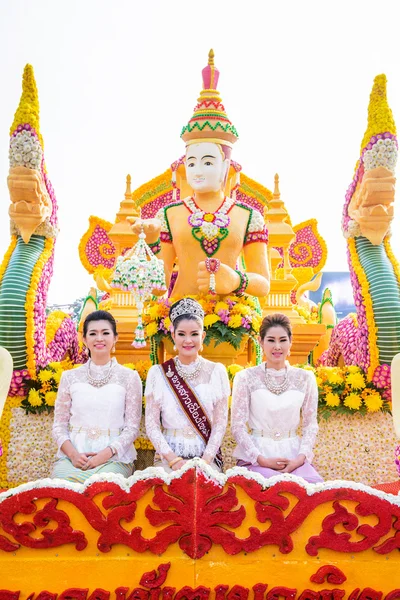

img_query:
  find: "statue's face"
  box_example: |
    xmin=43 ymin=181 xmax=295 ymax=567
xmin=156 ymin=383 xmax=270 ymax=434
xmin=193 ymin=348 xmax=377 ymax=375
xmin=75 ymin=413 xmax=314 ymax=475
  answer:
xmin=185 ymin=142 xmax=229 ymax=193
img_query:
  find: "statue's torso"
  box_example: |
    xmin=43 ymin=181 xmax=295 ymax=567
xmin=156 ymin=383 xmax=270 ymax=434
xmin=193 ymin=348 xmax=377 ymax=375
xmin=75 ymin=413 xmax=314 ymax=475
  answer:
xmin=166 ymin=202 xmax=250 ymax=297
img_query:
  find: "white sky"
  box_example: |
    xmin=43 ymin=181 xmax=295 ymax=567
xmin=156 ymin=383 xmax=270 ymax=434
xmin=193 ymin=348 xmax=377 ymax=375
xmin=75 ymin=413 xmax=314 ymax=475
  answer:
xmin=0 ymin=0 xmax=399 ymax=304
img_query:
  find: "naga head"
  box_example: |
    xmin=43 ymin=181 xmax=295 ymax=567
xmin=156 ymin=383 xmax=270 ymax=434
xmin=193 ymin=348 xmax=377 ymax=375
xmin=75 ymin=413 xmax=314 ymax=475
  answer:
xmin=343 ymin=75 xmax=397 ymax=246
xmin=8 ymin=65 xmax=57 ymax=244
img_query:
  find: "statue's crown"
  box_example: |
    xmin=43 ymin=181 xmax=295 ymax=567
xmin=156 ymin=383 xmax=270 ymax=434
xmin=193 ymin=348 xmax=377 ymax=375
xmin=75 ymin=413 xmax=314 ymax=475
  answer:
xmin=170 ymin=298 xmax=205 ymax=324
xmin=181 ymin=50 xmax=238 ymax=148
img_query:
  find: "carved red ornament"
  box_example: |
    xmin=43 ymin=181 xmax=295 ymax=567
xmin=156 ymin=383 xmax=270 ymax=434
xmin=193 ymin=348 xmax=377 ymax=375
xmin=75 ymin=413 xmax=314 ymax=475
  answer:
xmin=1 ymin=469 xmax=400 ymax=558
xmin=310 ymin=565 xmax=347 ymax=585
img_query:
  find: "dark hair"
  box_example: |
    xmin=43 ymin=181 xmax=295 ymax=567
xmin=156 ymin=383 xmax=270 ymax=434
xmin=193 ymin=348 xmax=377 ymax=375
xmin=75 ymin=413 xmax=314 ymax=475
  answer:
xmin=259 ymin=313 xmax=292 ymax=341
xmin=169 ymin=299 xmax=203 ymax=332
xmin=83 ymin=310 xmax=118 ymax=337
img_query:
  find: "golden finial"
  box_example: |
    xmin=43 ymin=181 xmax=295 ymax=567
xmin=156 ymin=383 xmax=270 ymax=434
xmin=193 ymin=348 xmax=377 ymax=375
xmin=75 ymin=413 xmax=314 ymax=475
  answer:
xmin=273 ymin=173 xmax=280 ymax=198
xmin=208 ymin=49 xmax=215 ymax=66
xmin=125 ymin=174 xmax=132 ymax=198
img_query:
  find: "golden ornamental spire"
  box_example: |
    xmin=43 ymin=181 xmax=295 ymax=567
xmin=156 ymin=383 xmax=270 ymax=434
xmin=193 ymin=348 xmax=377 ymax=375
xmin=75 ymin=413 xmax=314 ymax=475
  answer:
xmin=10 ymin=64 xmax=43 ymax=148
xmin=273 ymin=173 xmax=280 ymax=198
xmin=125 ymin=174 xmax=132 ymax=199
xmin=208 ymin=49 xmax=215 ymax=66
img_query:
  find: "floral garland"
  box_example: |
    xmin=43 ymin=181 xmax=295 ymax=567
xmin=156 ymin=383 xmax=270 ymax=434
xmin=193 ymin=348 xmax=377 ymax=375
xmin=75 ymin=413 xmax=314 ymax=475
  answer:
xmin=347 ymin=237 xmax=379 ymax=379
xmin=143 ymin=294 xmax=261 ymax=352
xmin=300 ymin=364 xmax=390 ymax=419
xmin=25 ymin=238 xmax=55 ymax=377
xmin=0 ymin=236 xmax=17 ymax=286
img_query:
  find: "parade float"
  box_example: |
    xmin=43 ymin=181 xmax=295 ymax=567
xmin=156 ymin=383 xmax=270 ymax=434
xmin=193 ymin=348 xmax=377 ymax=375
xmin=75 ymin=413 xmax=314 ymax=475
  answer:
xmin=1 ymin=54 xmax=400 ymax=595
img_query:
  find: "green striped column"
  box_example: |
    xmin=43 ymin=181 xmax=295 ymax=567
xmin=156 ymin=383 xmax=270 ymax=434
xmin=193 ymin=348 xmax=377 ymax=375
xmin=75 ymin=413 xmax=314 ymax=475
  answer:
xmin=0 ymin=235 xmax=45 ymax=369
xmin=356 ymin=236 xmax=400 ymax=364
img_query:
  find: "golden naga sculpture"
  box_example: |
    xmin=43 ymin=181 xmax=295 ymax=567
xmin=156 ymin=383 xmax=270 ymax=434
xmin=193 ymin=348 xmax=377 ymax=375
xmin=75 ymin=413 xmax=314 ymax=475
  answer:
xmin=130 ymin=50 xmax=270 ymax=300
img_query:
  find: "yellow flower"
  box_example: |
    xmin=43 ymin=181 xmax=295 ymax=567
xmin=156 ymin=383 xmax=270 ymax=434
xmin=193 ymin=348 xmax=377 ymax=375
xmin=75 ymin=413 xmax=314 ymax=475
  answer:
xmin=228 ymin=315 xmax=243 ymax=329
xmin=45 ymin=391 xmax=57 ymax=407
xmin=38 ymin=370 xmax=53 ymax=383
xmin=231 ymin=304 xmax=252 ymax=316
xmin=327 ymin=371 xmax=344 ymax=385
xmin=27 ymin=389 xmax=42 ymax=407
xmin=346 ymin=372 xmax=366 ymax=390
xmin=227 ymin=364 xmax=244 ymax=379
xmin=204 ymin=314 xmax=220 ymax=328
xmin=52 ymin=370 xmax=62 ymax=384
xmin=364 ymin=392 xmax=383 ymax=413
xmin=252 ymin=316 xmax=261 ymax=333
xmin=164 ymin=317 xmax=172 ymax=331
xmin=145 ymin=322 xmax=159 ymax=337
xmin=316 ymin=376 xmax=323 ymax=387
xmin=344 ymin=393 xmax=362 ymax=410
xmin=347 ymin=365 xmax=360 ymax=374
xmin=324 ymin=392 xmax=340 ymax=407
xmin=241 ymin=296 xmax=257 ymax=309
xmin=214 ymin=302 xmax=229 ymax=313
xmin=147 ymin=304 xmax=162 ymax=320
xmin=48 ymin=361 xmax=62 ymax=370
xmin=135 ymin=360 xmax=151 ymax=381
xmin=123 ymin=363 xmax=136 ymax=370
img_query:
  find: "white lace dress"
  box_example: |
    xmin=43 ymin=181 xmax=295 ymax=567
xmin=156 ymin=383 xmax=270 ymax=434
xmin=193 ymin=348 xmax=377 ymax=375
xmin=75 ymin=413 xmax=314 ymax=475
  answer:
xmin=145 ymin=358 xmax=229 ymax=470
xmin=51 ymin=359 xmax=142 ymax=482
xmin=231 ymin=363 xmax=323 ymax=483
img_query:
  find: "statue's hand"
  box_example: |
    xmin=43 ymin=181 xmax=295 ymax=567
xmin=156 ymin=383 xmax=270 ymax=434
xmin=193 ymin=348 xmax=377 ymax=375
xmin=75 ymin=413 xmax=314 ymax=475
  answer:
xmin=197 ymin=261 xmax=240 ymax=295
xmin=127 ymin=217 xmax=161 ymax=243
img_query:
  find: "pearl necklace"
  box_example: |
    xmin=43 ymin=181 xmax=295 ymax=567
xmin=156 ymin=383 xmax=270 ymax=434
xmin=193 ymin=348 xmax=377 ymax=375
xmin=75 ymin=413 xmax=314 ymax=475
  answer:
xmin=264 ymin=364 xmax=289 ymax=395
xmin=86 ymin=359 xmax=114 ymax=388
xmin=174 ymin=356 xmax=203 ymax=381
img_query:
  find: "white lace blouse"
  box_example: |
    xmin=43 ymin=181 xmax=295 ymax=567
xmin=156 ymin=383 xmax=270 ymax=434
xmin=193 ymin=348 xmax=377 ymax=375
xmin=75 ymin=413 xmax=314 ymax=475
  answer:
xmin=231 ymin=363 xmax=319 ymax=464
xmin=145 ymin=358 xmax=230 ymax=463
xmin=52 ymin=359 xmax=143 ymax=463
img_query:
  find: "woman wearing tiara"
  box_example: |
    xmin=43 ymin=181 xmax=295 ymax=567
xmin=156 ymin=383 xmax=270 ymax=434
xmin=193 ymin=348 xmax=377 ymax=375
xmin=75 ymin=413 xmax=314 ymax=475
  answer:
xmin=145 ymin=298 xmax=230 ymax=472
xmin=52 ymin=310 xmax=143 ymax=482
xmin=231 ymin=313 xmax=323 ymax=483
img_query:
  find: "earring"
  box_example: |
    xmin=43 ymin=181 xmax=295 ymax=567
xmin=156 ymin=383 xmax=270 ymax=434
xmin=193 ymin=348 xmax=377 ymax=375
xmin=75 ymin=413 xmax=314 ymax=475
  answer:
xmin=288 ymin=350 xmax=291 ymax=356
xmin=112 ymin=344 xmax=116 ymax=353
xmin=173 ymin=345 xmax=177 ymax=351
xmin=200 ymin=344 xmax=203 ymax=352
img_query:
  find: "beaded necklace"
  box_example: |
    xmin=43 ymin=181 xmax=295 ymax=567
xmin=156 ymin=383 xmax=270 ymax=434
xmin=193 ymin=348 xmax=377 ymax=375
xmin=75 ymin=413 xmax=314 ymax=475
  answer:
xmin=184 ymin=196 xmax=235 ymax=256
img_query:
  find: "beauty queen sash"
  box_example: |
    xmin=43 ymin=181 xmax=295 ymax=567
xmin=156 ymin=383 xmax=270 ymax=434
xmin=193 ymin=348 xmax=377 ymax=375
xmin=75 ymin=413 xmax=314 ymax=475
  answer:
xmin=160 ymin=358 xmax=223 ymax=468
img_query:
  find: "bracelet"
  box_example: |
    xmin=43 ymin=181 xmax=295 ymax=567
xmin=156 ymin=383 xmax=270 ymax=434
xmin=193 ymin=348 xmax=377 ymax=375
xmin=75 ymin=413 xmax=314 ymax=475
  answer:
xmin=169 ymin=456 xmax=183 ymax=468
xmin=233 ymin=270 xmax=249 ymax=296
xmin=108 ymin=445 xmax=116 ymax=458
xmin=148 ymin=239 xmax=161 ymax=255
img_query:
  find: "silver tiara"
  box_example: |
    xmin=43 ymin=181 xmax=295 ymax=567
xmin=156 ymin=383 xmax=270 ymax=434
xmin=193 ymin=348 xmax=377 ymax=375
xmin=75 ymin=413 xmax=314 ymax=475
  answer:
xmin=170 ymin=298 xmax=205 ymax=324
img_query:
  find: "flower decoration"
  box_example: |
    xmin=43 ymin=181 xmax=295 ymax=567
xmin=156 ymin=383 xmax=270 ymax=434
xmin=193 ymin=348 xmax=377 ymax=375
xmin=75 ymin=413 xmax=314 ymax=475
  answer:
xmin=290 ymin=219 xmax=328 ymax=272
xmin=78 ymin=216 xmax=117 ymax=274
xmin=112 ymin=229 xmax=167 ymax=347
xmin=21 ymin=359 xmax=75 ymax=415
xmin=299 ymin=364 xmax=391 ymax=418
xmin=143 ymin=294 xmax=262 ymax=353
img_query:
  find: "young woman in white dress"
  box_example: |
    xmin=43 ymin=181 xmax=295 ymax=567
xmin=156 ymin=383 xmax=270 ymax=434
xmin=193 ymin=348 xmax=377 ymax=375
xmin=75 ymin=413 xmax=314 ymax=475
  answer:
xmin=145 ymin=298 xmax=230 ymax=472
xmin=52 ymin=310 xmax=142 ymax=482
xmin=231 ymin=313 xmax=323 ymax=483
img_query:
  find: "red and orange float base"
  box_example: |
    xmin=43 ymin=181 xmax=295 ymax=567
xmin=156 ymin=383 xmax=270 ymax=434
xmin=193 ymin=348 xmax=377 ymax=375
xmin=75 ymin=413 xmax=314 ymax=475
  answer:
xmin=1 ymin=462 xmax=400 ymax=597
